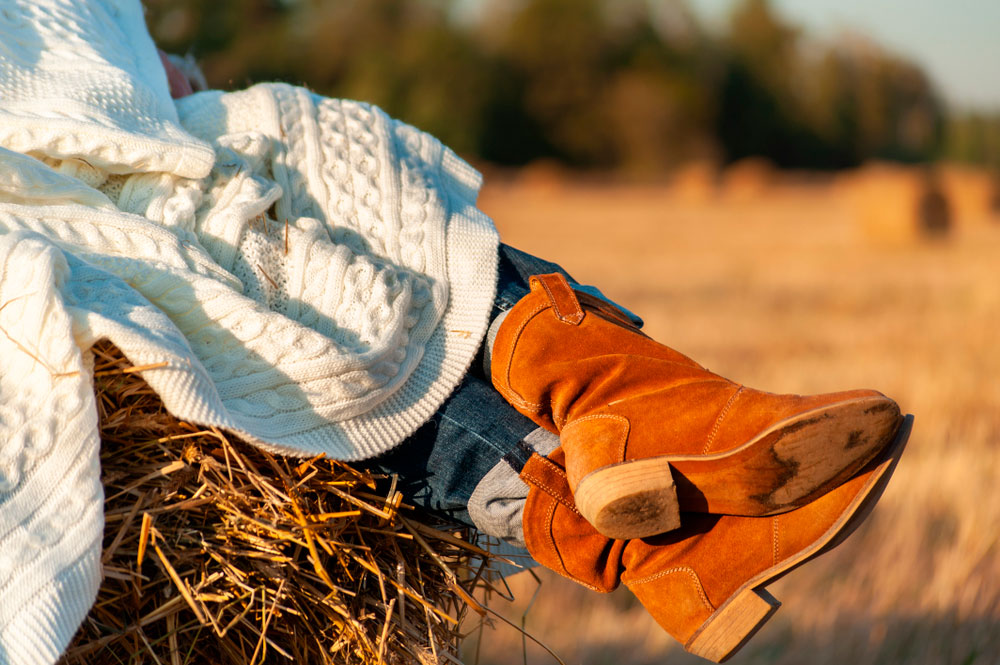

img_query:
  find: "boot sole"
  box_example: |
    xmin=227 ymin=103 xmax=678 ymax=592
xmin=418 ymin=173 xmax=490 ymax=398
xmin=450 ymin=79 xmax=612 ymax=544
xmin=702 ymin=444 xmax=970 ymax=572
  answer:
xmin=684 ymin=414 xmax=913 ymax=663
xmin=575 ymin=395 xmax=901 ymax=539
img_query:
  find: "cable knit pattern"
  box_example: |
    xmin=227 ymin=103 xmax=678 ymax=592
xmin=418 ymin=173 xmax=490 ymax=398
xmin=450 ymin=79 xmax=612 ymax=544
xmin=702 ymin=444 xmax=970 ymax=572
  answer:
xmin=0 ymin=0 xmax=214 ymax=177
xmin=0 ymin=1 xmax=499 ymax=662
xmin=0 ymin=235 xmax=104 ymax=665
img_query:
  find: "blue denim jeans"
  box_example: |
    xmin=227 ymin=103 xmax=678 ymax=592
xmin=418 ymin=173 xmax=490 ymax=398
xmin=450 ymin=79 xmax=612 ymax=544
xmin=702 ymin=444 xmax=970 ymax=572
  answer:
xmin=367 ymin=244 xmax=642 ymax=527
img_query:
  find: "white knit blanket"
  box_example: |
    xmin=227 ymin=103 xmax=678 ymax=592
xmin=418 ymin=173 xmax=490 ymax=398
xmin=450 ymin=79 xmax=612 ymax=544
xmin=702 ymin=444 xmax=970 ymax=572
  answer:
xmin=0 ymin=1 xmax=499 ymax=662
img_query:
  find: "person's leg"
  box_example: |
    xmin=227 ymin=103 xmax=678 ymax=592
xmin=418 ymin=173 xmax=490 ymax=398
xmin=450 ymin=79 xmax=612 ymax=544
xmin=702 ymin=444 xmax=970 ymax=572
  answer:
xmin=372 ymin=240 xmax=901 ymax=546
xmin=489 ymin=271 xmax=902 ymax=539
xmin=366 ymin=244 xmax=584 ymax=539
xmin=516 ymin=419 xmax=910 ymax=662
xmin=367 ymin=370 xmax=550 ymax=537
xmin=367 ymin=244 xmax=640 ymax=543
xmin=372 ymin=241 xmax=911 ymax=663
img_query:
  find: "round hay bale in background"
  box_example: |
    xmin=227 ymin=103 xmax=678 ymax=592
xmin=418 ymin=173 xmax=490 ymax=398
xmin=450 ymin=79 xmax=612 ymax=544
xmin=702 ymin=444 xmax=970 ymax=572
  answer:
xmin=669 ymin=159 xmax=719 ymax=203
xmin=721 ymin=157 xmax=775 ymax=202
xmin=514 ymin=159 xmax=570 ymax=193
xmin=845 ymin=162 xmax=952 ymax=244
xmin=939 ymin=163 xmax=1000 ymax=227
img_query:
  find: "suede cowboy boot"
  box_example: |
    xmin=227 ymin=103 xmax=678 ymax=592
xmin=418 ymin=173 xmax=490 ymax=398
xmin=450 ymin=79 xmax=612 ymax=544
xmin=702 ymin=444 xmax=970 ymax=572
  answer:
xmin=519 ymin=417 xmax=910 ymax=663
xmin=492 ymin=273 xmax=902 ymax=539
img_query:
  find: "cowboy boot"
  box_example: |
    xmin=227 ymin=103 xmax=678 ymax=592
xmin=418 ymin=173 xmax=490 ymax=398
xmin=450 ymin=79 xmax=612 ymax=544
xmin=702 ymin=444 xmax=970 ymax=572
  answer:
xmin=519 ymin=416 xmax=910 ymax=663
xmin=492 ymin=272 xmax=902 ymax=539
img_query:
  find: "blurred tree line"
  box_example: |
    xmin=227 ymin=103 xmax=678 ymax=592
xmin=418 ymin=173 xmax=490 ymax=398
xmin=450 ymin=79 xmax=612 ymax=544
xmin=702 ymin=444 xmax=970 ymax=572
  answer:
xmin=145 ymin=0 xmax=996 ymax=173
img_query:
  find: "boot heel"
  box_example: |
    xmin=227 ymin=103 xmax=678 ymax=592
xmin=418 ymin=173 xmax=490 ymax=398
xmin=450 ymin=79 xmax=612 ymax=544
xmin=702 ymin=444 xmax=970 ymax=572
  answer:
xmin=686 ymin=587 xmax=781 ymax=663
xmin=574 ymin=457 xmax=680 ymax=539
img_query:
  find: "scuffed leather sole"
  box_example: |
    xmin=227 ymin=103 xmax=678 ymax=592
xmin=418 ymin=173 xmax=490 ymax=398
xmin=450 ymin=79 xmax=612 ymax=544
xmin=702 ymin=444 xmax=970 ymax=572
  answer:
xmin=673 ymin=395 xmax=902 ymax=514
xmin=684 ymin=414 xmax=912 ymax=663
xmin=575 ymin=395 xmax=901 ymax=539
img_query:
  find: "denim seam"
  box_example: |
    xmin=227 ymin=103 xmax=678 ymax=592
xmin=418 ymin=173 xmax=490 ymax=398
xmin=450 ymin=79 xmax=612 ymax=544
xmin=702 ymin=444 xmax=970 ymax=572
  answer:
xmin=436 ymin=412 xmax=513 ymax=459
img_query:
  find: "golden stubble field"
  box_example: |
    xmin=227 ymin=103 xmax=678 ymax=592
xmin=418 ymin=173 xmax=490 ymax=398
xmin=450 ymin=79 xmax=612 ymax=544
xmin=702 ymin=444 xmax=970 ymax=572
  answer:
xmin=462 ymin=171 xmax=1000 ymax=665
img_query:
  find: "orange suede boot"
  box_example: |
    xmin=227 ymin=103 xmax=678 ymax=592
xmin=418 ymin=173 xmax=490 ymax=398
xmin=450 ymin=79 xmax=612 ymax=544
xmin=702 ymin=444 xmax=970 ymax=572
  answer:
xmin=519 ymin=417 xmax=911 ymax=663
xmin=492 ymin=273 xmax=902 ymax=539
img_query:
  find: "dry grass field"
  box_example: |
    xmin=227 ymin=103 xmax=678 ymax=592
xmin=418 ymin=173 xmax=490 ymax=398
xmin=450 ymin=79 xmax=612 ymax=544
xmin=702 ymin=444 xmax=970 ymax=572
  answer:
xmin=461 ymin=170 xmax=1000 ymax=665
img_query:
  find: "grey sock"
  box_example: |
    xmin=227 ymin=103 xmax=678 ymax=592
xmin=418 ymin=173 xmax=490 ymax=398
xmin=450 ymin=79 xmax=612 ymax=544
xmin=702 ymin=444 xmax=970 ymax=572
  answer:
xmin=466 ymin=427 xmax=559 ymax=549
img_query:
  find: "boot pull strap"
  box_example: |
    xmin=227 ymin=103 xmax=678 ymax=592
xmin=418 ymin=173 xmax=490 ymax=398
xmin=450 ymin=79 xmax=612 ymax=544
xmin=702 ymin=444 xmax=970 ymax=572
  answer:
xmin=519 ymin=452 xmax=580 ymax=514
xmin=529 ymin=273 xmax=584 ymax=325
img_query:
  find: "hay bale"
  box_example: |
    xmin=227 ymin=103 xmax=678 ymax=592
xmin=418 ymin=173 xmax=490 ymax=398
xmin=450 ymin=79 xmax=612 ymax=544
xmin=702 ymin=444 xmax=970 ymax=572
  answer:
xmin=514 ymin=159 xmax=570 ymax=193
xmin=939 ymin=163 xmax=1000 ymax=227
xmin=845 ymin=162 xmax=951 ymax=244
xmin=721 ymin=157 xmax=775 ymax=201
xmin=59 ymin=341 xmax=496 ymax=665
xmin=669 ymin=160 xmax=719 ymax=203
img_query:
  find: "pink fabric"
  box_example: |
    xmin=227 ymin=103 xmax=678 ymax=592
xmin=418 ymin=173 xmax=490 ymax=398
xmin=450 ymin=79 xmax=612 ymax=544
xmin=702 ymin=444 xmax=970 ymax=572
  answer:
xmin=158 ymin=50 xmax=193 ymax=99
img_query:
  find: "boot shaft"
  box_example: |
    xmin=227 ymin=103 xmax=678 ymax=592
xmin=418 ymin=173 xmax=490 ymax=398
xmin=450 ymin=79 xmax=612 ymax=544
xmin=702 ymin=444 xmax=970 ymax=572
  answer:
xmin=494 ymin=272 xmax=901 ymax=539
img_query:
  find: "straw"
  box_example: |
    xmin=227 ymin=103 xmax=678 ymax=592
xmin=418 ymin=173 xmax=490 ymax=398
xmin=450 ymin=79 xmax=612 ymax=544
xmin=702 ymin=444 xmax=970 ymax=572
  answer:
xmin=60 ymin=341 xmax=496 ymax=665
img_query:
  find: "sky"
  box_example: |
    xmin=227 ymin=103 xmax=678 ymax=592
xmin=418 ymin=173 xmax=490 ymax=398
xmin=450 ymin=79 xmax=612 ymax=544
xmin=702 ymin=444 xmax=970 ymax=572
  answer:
xmin=456 ymin=0 xmax=1000 ymax=112
xmin=692 ymin=0 xmax=1000 ymax=112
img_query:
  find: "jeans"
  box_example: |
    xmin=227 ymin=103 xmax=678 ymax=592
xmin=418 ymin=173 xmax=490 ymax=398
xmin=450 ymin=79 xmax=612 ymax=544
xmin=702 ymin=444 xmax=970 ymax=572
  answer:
xmin=367 ymin=244 xmax=641 ymax=528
